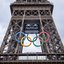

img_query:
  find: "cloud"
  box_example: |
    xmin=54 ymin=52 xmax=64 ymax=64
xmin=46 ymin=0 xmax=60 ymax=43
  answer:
xmin=0 ymin=24 xmax=7 ymax=46
xmin=48 ymin=0 xmax=64 ymax=45
xmin=0 ymin=0 xmax=15 ymax=46
xmin=5 ymin=0 xmax=15 ymax=3
xmin=62 ymin=40 xmax=64 ymax=46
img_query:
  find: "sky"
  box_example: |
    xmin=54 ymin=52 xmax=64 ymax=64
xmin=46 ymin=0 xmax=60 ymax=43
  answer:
xmin=0 ymin=0 xmax=64 ymax=48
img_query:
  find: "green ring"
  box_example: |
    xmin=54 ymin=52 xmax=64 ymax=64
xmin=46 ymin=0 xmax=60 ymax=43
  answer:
xmin=33 ymin=36 xmax=44 ymax=47
xmin=39 ymin=34 xmax=46 ymax=41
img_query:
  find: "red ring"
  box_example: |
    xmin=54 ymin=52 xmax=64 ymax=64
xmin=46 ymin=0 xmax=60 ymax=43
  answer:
xmin=39 ymin=32 xmax=50 ymax=43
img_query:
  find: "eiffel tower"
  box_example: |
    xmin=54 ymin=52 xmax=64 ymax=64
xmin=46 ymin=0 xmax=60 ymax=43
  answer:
xmin=0 ymin=0 xmax=64 ymax=64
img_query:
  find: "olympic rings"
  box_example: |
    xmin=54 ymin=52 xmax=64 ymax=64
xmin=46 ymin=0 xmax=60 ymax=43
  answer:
xmin=14 ymin=31 xmax=50 ymax=47
xmin=33 ymin=36 xmax=44 ymax=47
xmin=21 ymin=36 xmax=32 ymax=47
xmin=39 ymin=32 xmax=50 ymax=43
xmin=15 ymin=32 xmax=25 ymax=43
xmin=27 ymin=34 xmax=37 ymax=42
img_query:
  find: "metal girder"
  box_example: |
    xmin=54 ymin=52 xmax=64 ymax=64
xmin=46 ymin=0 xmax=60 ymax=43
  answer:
xmin=0 ymin=0 xmax=64 ymax=63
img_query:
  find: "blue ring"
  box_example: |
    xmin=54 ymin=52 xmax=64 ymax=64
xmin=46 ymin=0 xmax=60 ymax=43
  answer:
xmin=15 ymin=32 xmax=26 ymax=43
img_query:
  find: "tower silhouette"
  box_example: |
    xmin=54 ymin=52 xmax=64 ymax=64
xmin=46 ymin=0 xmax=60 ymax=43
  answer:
xmin=0 ymin=0 xmax=64 ymax=64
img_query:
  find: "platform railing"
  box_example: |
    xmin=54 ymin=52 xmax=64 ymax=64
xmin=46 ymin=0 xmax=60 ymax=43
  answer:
xmin=0 ymin=53 xmax=64 ymax=62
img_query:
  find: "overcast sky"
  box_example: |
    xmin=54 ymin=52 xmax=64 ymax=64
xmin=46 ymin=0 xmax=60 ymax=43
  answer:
xmin=0 ymin=0 xmax=64 ymax=47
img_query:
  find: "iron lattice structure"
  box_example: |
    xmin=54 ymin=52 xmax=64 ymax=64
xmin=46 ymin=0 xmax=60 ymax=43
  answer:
xmin=0 ymin=0 xmax=64 ymax=64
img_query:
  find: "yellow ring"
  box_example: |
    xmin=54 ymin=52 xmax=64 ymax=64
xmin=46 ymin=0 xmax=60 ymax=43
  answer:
xmin=21 ymin=36 xmax=32 ymax=47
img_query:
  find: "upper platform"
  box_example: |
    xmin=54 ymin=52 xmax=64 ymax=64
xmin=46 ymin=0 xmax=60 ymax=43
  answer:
xmin=16 ymin=0 xmax=47 ymax=3
xmin=10 ymin=0 xmax=53 ymax=14
xmin=11 ymin=0 xmax=53 ymax=5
